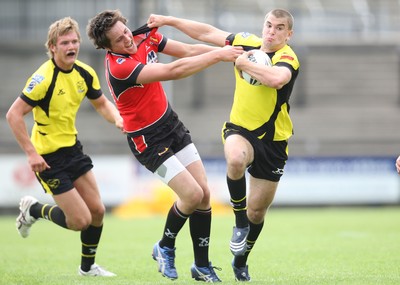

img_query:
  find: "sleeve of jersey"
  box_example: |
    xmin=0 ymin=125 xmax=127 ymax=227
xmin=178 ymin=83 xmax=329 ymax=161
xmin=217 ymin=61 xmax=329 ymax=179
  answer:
xmin=274 ymin=49 xmax=300 ymax=71
xmin=227 ymin=33 xmax=262 ymax=51
xmin=85 ymin=67 xmax=103 ymax=100
xmin=20 ymin=74 xmax=48 ymax=107
xmin=155 ymin=32 xmax=167 ymax=52
xmin=225 ymin=33 xmax=236 ymax=46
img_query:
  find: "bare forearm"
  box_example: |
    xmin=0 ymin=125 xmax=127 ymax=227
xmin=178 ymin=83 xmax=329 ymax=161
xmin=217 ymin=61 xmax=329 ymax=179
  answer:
xmin=7 ymin=116 xmax=37 ymax=156
xmin=138 ymin=45 xmax=243 ymax=83
xmin=169 ymin=49 xmax=223 ymax=78
xmin=187 ymin=44 xmax=218 ymax=56
xmin=170 ymin=45 xmax=243 ymax=79
xmin=148 ymin=14 xmax=229 ymax=46
xmin=95 ymin=101 xmax=117 ymax=124
xmin=93 ymin=98 xmax=124 ymax=131
xmin=166 ymin=16 xmax=214 ymax=40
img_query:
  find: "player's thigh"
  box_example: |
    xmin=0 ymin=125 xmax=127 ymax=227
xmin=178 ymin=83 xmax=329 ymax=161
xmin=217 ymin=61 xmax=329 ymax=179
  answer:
xmin=168 ymin=169 xmax=204 ymax=214
xmin=185 ymin=160 xmax=211 ymax=207
xmin=174 ymin=143 xmax=207 ymax=188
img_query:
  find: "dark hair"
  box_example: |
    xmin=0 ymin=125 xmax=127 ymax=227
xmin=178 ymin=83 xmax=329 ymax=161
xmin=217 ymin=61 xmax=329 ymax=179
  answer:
xmin=87 ymin=9 xmax=127 ymax=49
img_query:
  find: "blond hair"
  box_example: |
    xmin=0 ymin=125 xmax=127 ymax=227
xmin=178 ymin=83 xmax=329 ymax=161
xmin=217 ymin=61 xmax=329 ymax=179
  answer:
xmin=45 ymin=17 xmax=81 ymax=58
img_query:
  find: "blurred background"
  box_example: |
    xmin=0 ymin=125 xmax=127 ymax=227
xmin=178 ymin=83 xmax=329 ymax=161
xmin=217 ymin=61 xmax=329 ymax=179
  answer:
xmin=1 ymin=0 xmax=399 ymax=211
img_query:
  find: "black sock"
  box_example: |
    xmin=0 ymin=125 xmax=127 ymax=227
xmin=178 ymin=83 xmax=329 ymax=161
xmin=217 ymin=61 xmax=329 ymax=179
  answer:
xmin=189 ymin=208 xmax=211 ymax=267
xmin=159 ymin=202 xmax=189 ymax=249
xmin=80 ymin=224 xmax=103 ymax=272
xmin=234 ymin=220 xmax=264 ymax=267
xmin=227 ymin=175 xmax=248 ymax=228
xmin=30 ymin=203 xmax=68 ymax=229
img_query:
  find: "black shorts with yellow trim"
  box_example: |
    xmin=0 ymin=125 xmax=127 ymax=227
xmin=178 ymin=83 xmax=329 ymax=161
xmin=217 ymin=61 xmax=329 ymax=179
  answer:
xmin=35 ymin=140 xmax=93 ymax=195
xmin=222 ymin=122 xmax=288 ymax=182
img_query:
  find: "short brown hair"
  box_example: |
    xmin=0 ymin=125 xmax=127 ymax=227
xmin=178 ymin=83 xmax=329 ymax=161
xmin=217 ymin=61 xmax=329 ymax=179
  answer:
xmin=45 ymin=17 xmax=81 ymax=58
xmin=265 ymin=9 xmax=294 ymax=30
xmin=87 ymin=9 xmax=127 ymax=49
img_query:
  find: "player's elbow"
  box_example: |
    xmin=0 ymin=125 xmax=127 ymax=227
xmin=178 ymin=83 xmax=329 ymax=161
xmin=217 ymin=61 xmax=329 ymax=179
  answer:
xmin=5 ymin=109 xmax=17 ymax=126
xmin=5 ymin=110 xmax=12 ymax=123
xmin=265 ymin=76 xmax=288 ymax=89
xmin=269 ymin=81 xmax=285 ymax=90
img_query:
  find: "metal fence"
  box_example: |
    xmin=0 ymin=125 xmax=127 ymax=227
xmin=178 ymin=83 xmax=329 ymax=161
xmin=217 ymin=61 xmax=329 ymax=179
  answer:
xmin=1 ymin=0 xmax=400 ymax=43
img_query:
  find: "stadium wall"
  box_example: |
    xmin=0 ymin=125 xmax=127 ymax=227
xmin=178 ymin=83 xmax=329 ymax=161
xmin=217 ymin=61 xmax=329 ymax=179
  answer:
xmin=1 ymin=155 xmax=399 ymax=210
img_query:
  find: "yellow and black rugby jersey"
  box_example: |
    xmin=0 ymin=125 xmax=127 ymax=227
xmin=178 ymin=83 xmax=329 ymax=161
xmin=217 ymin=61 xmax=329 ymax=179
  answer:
xmin=20 ymin=59 xmax=102 ymax=154
xmin=226 ymin=32 xmax=300 ymax=141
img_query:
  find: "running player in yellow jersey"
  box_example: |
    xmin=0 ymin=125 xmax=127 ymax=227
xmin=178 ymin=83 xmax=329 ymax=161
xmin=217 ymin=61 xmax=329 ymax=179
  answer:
xmin=6 ymin=17 xmax=123 ymax=276
xmin=148 ymin=9 xmax=300 ymax=281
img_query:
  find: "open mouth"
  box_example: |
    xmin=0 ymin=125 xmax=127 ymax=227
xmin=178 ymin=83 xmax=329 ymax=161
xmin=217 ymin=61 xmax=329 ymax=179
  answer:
xmin=67 ymin=51 xmax=76 ymax=57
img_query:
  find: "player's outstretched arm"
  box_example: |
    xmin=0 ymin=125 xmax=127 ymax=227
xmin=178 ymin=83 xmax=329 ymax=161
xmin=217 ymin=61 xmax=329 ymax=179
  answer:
xmin=147 ymin=14 xmax=230 ymax=47
xmin=136 ymin=45 xmax=243 ymax=84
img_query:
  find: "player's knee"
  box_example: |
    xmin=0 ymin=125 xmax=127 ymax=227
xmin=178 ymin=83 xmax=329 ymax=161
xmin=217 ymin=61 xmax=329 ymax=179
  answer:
xmin=181 ymin=185 xmax=204 ymax=210
xmin=200 ymin=187 xmax=211 ymax=205
xmin=191 ymin=187 xmax=205 ymax=206
xmin=247 ymin=208 xmax=266 ymax=224
xmin=67 ymin=216 xmax=92 ymax=231
xmin=92 ymin=203 xmax=106 ymax=218
xmin=226 ymin=156 xmax=247 ymax=177
xmin=90 ymin=204 xmax=106 ymax=225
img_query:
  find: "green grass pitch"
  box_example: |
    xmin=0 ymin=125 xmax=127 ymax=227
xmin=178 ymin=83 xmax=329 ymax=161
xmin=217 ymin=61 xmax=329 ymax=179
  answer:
xmin=0 ymin=207 xmax=399 ymax=284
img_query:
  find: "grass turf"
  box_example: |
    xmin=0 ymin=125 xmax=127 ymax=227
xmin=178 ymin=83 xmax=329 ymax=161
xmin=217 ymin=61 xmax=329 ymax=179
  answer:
xmin=0 ymin=207 xmax=399 ymax=284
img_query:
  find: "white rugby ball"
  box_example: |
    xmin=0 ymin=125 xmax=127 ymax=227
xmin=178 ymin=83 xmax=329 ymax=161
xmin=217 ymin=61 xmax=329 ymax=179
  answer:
xmin=241 ymin=49 xmax=272 ymax=86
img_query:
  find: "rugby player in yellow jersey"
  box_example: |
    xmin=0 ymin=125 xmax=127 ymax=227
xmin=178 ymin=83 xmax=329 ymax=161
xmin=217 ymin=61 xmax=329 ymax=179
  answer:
xmin=148 ymin=9 xmax=300 ymax=281
xmin=6 ymin=17 xmax=123 ymax=276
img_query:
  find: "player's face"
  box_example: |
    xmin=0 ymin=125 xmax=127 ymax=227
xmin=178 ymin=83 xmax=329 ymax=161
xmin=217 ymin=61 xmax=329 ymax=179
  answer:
xmin=51 ymin=31 xmax=80 ymax=71
xmin=261 ymin=14 xmax=293 ymax=52
xmin=106 ymin=21 xmax=137 ymax=54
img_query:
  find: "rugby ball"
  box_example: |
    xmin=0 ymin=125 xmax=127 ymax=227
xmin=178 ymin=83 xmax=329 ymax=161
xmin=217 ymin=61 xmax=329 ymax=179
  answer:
xmin=241 ymin=49 xmax=272 ymax=86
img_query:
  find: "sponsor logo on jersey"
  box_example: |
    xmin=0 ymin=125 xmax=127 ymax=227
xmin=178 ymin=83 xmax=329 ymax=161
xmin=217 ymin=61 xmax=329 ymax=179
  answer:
xmin=147 ymin=50 xmax=158 ymax=64
xmin=116 ymin=58 xmax=126 ymax=64
xmin=25 ymin=74 xmax=44 ymax=93
xmin=280 ymin=54 xmax=294 ymax=61
xmin=76 ymin=80 xmax=85 ymax=93
xmin=150 ymin=36 xmax=159 ymax=44
xmin=57 ymin=88 xmax=66 ymax=96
